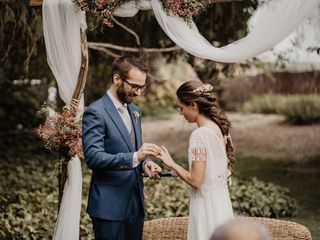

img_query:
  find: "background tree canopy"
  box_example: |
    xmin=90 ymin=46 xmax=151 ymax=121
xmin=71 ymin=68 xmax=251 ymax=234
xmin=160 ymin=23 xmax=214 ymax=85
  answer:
xmin=0 ymin=0 xmax=257 ymax=130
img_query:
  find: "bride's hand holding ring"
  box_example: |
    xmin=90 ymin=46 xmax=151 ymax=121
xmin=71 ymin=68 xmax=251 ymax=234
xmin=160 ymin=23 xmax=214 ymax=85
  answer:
xmin=158 ymin=146 xmax=175 ymax=169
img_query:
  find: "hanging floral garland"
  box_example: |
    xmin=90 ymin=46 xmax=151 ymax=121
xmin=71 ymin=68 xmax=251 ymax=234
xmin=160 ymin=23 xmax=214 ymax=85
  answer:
xmin=74 ymin=0 xmax=210 ymax=27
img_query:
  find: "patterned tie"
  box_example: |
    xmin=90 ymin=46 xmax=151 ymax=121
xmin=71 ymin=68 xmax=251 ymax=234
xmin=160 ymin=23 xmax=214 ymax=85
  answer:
xmin=118 ymin=106 xmax=136 ymax=150
xmin=129 ymin=126 xmax=136 ymax=150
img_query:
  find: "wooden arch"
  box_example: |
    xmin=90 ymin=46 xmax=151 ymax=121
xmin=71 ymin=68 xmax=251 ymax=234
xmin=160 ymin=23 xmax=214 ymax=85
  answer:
xmin=30 ymin=0 xmax=241 ymax=208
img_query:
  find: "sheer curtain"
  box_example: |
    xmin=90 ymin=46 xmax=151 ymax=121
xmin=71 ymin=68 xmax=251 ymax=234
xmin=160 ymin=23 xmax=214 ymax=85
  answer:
xmin=152 ymin=0 xmax=318 ymax=62
xmin=42 ymin=0 xmax=86 ymax=239
xmin=115 ymin=0 xmax=319 ymax=63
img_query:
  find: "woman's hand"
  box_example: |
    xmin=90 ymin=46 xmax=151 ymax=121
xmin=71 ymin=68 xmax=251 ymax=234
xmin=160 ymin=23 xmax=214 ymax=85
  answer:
xmin=158 ymin=146 xmax=176 ymax=169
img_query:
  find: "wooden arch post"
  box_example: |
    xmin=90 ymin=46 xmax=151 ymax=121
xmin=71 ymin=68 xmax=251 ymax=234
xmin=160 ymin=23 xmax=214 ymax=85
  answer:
xmin=58 ymin=30 xmax=89 ymax=209
xmin=30 ymin=0 xmax=89 ymax=210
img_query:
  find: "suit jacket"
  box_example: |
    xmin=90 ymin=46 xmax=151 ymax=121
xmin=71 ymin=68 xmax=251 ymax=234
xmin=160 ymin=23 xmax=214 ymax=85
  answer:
xmin=82 ymin=92 xmax=144 ymax=221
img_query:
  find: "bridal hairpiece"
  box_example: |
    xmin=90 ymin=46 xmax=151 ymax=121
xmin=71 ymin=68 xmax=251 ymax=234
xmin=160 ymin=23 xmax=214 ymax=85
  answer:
xmin=192 ymin=84 xmax=213 ymax=94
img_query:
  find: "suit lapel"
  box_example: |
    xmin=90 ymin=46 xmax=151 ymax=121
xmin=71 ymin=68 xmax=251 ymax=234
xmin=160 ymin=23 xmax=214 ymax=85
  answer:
xmin=128 ymin=105 xmax=141 ymax=150
xmin=102 ymin=93 xmax=133 ymax=151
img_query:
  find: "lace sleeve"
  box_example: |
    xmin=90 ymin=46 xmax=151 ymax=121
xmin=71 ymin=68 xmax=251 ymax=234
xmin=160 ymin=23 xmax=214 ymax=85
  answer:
xmin=189 ymin=131 xmax=207 ymax=162
xmin=190 ymin=147 xmax=207 ymax=161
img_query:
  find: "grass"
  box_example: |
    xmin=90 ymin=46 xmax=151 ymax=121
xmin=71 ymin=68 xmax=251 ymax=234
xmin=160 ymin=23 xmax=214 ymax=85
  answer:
xmin=234 ymin=155 xmax=320 ymax=239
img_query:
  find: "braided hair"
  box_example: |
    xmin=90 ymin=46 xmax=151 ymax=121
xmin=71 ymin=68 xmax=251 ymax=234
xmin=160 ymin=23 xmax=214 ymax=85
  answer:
xmin=176 ymin=80 xmax=235 ymax=174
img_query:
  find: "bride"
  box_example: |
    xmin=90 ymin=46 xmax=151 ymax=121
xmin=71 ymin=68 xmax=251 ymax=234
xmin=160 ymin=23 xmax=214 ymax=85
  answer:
xmin=158 ymin=80 xmax=234 ymax=240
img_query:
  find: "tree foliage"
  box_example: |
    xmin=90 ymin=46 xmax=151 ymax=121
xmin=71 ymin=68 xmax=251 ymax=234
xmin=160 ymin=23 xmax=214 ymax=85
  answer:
xmin=0 ymin=1 xmax=51 ymax=130
xmin=0 ymin=0 xmax=48 ymax=80
xmin=0 ymin=0 xmax=258 ymax=129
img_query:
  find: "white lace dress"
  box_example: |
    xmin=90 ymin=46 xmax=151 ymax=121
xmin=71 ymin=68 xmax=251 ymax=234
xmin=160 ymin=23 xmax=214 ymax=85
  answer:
xmin=187 ymin=126 xmax=234 ymax=240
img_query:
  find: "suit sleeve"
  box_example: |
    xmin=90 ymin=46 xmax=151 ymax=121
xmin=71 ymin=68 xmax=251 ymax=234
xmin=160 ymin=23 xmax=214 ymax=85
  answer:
xmin=82 ymin=108 xmax=134 ymax=171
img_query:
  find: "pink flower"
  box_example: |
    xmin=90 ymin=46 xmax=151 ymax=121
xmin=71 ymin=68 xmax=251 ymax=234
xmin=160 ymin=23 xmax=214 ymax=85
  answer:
xmin=38 ymin=107 xmax=84 ymax=160
xmin=95 ymin=0 xmax=106 ymax=9
xmin=73 ymin=0 xmax=206 ymax=28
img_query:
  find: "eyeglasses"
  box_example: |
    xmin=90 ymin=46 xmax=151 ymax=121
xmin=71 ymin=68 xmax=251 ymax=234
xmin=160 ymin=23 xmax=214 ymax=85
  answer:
xmin=122 ymin=78 xmax=146 ymax=92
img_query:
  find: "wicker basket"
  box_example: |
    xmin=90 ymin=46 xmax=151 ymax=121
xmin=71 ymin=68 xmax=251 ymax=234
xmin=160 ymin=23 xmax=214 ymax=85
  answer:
xmin=142 ymin=217 xmax=312 ymax=240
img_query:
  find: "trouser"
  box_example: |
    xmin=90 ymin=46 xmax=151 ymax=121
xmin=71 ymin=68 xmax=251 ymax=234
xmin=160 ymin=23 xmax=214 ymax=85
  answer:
xmin=91 ymin=190 xmax=144 ymax=240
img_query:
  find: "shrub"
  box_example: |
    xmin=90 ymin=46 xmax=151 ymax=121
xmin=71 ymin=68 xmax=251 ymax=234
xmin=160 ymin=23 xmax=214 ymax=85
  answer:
xmin=134 ymin=80 xmax=179 ymax=116
xmin=0 ymin=132 xmax=298 ymax=239
xmin=277 ymin=94 xmax=320 ymax=125
xmin=222 ymin=71 xmax=320 ymax=110
xmin=0 ymin=85 xmax=46 ymax=131
xmin=240 ymin=94 xmax=320 ymax=124
xmin=240 ymin=94 xmax=283 ymax=114
xmin=0 ymin=131 xmax=94 ymax=239
xmin=144 ymin=178 xmax=189 ymax=220
xmin=230 ymin=177 xmax=297 ymax=218
xmin=144 ymin=176 xmax=298 ymax=220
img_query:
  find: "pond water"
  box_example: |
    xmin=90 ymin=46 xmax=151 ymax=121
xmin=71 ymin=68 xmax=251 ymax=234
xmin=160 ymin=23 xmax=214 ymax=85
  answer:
xmin=235 ymin=156 xmax=320 ymax=239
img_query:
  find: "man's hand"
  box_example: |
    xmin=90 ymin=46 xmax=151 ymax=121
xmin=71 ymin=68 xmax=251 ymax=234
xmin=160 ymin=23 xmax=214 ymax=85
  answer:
xmin=137 ymin=143 xmax=161 ymax=161
xmin=144 ymin=160 xmax=162 ymax=180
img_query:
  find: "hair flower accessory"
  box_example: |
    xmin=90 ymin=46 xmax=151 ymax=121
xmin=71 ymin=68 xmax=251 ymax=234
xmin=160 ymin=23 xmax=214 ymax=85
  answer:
xmin=192 ymin=84 xmax=213 ymax=94
xmin=133 ymin=111 xmax=140 ymax=123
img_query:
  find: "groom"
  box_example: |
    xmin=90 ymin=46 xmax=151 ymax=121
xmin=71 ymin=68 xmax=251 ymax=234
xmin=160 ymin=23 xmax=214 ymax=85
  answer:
xmin=82 ymin=55 xmax=162 ymax=240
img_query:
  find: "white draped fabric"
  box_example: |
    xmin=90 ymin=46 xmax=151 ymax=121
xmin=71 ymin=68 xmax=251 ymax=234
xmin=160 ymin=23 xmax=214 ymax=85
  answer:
xmin=51 ymin=157 xmax=82 ymax=240
xmin=42 ymin=0 xmax=318 ymax=239
xmin=43 ymin=0 xmax=86 ymax=103
xmin=42 ymin=0 xmax=86 ymax=239
xmin=115 ymin=0 xmax=319 ymax=63
xmin=113 ymin=0 xmax=152 ymax=17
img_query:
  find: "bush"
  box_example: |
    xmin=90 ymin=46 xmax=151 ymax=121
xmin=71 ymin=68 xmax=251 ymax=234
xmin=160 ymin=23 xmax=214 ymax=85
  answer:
xmin=0 ymin=132 xmax=298 ymax=239
xmin=277 ymin=94 xmax=320 ymax=125
xmin=134 ymin=80 xmax=180 ymax=116
xmin=144 ymin=178 xmax=189 ymax=220
xmin=144 ymin=176 xmax=298 ymax=220
xmin=230 ymin=177 xmax=297 ymax=218
xmin=240 ymin=94 xmax=320 ymax=124
xmin=240 ymin=94 xmax=282 ymax=114
xmin=0 ymin=84 xmax=47 ymax=131
xmin=222 ymin=71 xmax=320 ymax=110
xmin=0 ymin=131 xmax=94 ymax=239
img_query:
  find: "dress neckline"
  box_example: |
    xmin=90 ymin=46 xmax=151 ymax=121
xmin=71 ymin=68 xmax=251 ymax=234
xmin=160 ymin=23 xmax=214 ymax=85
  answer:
xmin=197 ymin=126 xmax=225 ymax=146
xmin=198 ymin=125 xmax=220 ymax=134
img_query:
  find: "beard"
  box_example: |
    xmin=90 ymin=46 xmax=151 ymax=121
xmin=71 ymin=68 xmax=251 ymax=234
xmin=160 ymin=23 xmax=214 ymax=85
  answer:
xmin=116 ymin=83 xmax=137 ymax=104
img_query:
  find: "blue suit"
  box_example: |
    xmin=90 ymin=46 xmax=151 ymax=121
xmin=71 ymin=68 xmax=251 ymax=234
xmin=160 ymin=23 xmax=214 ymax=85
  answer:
xmin=82 ymin=93 xmax=145 ymax=239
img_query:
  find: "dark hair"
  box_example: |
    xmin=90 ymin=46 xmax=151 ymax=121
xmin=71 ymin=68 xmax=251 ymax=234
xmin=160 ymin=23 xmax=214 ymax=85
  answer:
xmin=176 ymin=80 xmax=235 ymax=174
xmin=111 ymin=55 xmax=149 ymax=82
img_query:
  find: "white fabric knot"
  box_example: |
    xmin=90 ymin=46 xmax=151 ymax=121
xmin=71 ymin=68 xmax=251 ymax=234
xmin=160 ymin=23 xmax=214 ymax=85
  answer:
xmin=113 ymin=0 xmax=152 ymax=17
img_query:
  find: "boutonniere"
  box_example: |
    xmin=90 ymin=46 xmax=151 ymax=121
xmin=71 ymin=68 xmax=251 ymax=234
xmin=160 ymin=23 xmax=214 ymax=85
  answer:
xmin=133 ymin=111 xmax=140 ymax=123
